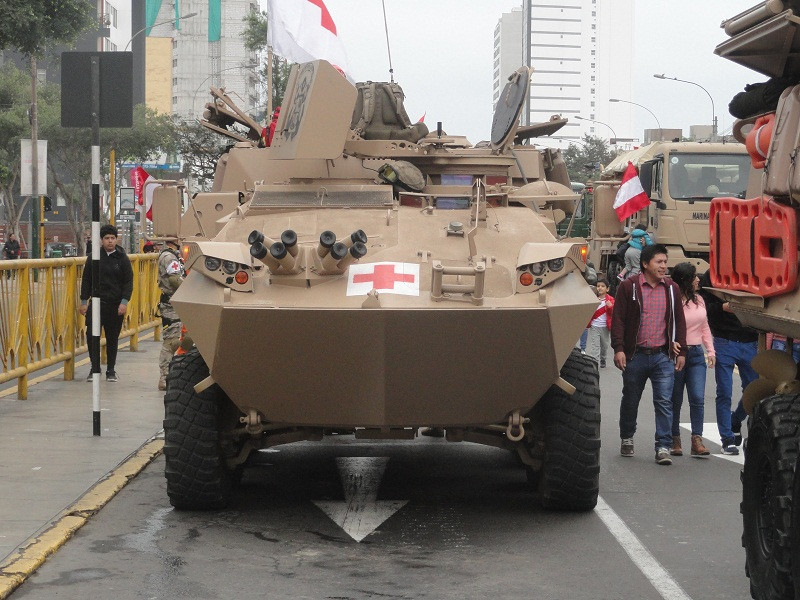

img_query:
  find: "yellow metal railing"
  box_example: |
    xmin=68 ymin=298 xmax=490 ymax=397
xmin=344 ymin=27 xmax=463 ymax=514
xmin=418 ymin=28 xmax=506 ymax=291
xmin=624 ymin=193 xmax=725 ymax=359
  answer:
xmin=0 ymin=254 xmax=160 ymax=399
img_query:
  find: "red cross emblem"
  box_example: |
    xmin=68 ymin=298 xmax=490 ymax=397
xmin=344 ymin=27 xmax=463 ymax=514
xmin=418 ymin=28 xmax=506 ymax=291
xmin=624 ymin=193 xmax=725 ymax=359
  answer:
xmin=352 ymin=264 xmax=415 ymax=290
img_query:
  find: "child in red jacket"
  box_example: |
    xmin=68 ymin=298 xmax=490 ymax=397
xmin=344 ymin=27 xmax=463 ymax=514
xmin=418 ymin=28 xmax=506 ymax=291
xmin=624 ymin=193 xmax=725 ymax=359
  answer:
xmin=586 ymin=279 xmax=614 ymax=368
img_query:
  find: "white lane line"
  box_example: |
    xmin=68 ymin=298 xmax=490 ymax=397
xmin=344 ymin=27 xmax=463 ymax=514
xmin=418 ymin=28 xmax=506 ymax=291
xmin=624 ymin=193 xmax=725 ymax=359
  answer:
xmin=595 ymin=496 xmax=693 ymax=600
xmin=679 ymin=422 xmax=744 ymax=465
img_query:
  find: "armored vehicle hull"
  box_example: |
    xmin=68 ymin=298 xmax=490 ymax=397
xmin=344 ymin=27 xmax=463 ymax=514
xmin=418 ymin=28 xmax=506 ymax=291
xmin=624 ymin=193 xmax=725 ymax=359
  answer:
xmin=160 ymin=60 xmax=601 ymax=512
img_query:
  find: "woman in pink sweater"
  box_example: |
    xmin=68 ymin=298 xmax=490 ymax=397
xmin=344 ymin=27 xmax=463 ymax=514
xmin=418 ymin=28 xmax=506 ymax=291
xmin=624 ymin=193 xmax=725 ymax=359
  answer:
xmin=670 ymin=263 xmax=715 ymax=457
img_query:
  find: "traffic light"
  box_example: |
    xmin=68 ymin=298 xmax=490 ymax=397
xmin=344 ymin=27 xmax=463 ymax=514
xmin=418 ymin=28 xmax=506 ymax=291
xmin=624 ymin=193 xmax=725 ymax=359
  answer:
xmin=43 ymin=196 xmax=52 ymax=212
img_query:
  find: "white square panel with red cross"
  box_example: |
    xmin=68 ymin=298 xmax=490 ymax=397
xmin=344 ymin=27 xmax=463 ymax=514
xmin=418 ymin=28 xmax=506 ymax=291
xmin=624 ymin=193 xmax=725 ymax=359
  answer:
xmin=346 ymin=262 xmax=420 ymax=296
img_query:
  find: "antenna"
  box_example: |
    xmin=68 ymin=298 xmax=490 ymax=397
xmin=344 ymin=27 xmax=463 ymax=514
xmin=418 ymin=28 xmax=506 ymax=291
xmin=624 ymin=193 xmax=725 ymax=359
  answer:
xmin=381 ymin=0 xmax=394 ymax=82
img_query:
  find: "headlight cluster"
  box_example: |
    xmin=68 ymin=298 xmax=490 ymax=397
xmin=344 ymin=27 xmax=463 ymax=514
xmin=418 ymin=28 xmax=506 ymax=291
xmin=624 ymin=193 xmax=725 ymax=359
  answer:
xmin=204 ymin=256 xmax=250 ymax=285
xmin=519 ymin=258 xmax=565 ymax=286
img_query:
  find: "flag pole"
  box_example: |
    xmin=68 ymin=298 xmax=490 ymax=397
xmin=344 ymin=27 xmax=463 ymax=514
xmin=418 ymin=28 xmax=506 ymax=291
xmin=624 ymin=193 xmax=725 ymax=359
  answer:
xmin=267 ymin=45 xmax=273 ymax=119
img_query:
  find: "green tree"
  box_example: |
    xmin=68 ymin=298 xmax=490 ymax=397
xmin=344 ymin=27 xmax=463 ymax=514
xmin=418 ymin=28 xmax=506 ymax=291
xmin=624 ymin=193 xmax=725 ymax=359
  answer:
xmin=0 ymin=0 xmax=94 ymax=242
xmin=562 ymin=135 xmax=617 ymax=185
xmin=174 ymin=120 xmax=228 ymax=191
xmin=41 ymin=103 xmax=178 ymax=252
xmin=243 ymin=10 xmax=292 ymax=116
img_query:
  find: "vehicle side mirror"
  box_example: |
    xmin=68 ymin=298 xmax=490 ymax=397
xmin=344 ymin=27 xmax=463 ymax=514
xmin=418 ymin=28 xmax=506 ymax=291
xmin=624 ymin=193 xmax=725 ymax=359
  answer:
xmin=656 ymin=200 xmax=668 ymax=210
xmin=639 ymin=160 xmax=655 ymax=199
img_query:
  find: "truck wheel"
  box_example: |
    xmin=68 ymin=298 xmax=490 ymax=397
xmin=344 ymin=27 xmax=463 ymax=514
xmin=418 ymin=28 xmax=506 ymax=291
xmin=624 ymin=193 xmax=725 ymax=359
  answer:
xmin=792 ymin=454 xmax=800 ymax=600
xmin=606 ymin=260 xmax=621 ymax=295
xmin=533 ymin=348 xmax=601 ymax=511
xmin=163 ymin=349 xmax=242 ymax=510
xmin=741 ymin=394 xmax=800 ymax=600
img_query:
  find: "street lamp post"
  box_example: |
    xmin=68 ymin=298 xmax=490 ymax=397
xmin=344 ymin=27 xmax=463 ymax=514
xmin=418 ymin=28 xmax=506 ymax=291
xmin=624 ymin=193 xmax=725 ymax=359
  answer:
xmin=610 ymin=98 xmax=663 ymax=142
xmin=575 ymin=115 xmax=618 ymax=145
xmin=124 ymin=12 xmax=198 ymax=51
xmin=654 ymin=74 xmax=716 ymax=140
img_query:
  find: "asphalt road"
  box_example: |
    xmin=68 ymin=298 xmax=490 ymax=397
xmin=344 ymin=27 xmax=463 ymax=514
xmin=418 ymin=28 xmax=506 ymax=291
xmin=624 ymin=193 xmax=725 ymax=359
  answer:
xmin=12 ymin=364 xmax=751 ymax=600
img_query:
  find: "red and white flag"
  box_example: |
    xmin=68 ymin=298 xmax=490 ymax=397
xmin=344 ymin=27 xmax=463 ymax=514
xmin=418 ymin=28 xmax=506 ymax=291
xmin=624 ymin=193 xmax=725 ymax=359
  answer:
xmin=130 ymin=166 xmax=156 ymax=221
xmin=613 ymin=161 xmax=650 ymax=222
xmin=267 ymin=0 xmax=350 ymax=76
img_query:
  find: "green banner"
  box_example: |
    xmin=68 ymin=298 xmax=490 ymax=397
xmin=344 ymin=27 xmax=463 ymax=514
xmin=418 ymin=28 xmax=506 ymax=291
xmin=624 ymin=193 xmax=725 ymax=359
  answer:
xmin=145 ymin=0 xmax=163 ymax=35
xmin=174 ymin=0 xmax=181 ymax=29
xmin=208 ymin=0 xmax=221 ymax=41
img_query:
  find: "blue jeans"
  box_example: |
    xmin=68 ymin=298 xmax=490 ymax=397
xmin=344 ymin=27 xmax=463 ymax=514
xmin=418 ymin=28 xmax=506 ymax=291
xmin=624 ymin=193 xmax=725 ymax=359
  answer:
xmin=771 ymin=338 xmax=800 ymax=363
xmin=671 ymin=345 xmax=706 ymax=436
xmin=620 ymin=351 xmax=675 ymax=451
xmin=579 ymin=328 xmax=588 ymax=351
xmin=713 ymin=336 xmax=758 ymax=445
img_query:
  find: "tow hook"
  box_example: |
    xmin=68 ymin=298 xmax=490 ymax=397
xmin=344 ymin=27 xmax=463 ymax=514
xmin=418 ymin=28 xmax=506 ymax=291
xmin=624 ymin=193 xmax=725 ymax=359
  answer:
xmin=506 ymin=410 xmax=530 ymax=442
xmin=240 ymin=409 xmax=264 ymax=435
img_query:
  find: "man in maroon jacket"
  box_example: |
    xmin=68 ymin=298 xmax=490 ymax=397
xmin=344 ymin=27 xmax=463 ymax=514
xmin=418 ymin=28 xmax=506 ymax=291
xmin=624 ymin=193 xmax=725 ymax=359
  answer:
xmin=611 ymin=244 xmax=687 ymax=465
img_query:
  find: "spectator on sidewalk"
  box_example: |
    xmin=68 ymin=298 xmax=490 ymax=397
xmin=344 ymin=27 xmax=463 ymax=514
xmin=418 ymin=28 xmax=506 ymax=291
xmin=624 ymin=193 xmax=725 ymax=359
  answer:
xmin=586 ymin=279 xmax=614 ymax=368
xmin=669 ymin=263 xmax=714 ymax=457
xmin=611 ymin=243 xmax=686 ymax=466
xmin=3 ymin=233 xmax=20 ymax=279
xmin=79 ymin=225 xmax=134 ymax=383
xmin=699 ymin=270 xmax=758 ymax=455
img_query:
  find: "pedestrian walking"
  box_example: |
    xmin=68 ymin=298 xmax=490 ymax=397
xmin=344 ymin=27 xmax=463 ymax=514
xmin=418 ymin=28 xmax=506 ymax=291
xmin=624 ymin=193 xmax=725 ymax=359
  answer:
xmin=79 ymin=225 xmax=134 ymax=382
xmin=669 ymin=263 xmax=714 ymax=457
xmin=157 ymin=239 xmax=184 ymax=391
xmin=611 ymin=243 xmax=686 ymax=465
xmin=3 ymin=233 xmax=20 ymax=279
xmin=698 ymin=270 xmax=758 ymax=455
xmin=586 ymin=279 xmax=614 ymax=368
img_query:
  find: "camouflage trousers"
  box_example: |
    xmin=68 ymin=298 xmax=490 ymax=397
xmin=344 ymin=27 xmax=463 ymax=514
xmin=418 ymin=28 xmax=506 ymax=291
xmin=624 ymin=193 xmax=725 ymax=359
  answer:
xmin=160 ymin=321 xmax=182 ymax=378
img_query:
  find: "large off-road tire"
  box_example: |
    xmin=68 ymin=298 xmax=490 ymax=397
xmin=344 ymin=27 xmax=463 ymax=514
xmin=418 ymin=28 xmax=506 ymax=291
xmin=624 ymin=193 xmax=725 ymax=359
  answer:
xmin=163 ymin=349 xmax=243 ymax=510
xmin=792 ymin=454 xmax=800 ymax=600
xmin=533 ymin=348 xmax=601 ymax=511
xmin=741 ymin=394 xmax=800 ymax=600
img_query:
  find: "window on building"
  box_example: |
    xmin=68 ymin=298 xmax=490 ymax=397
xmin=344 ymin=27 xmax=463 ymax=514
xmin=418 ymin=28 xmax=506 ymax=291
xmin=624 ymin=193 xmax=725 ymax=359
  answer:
xmin=107 ymin=40 xmax=117 ymax=51
xmin=173 ymin=39 xmax=178 ymax=48
xmin=590 ymin=63 xmax=595 ymax=68
xmin=591 ymin=101 xmax=595 ymax=107
xmin=591 ymin=50 xmax=595 ymax=55
xmin=592 ymin=24 xmax=596 ymax=29
xmin=173 ymin=96 xmax=177 ymax=104
xmin=173 ymin=77 xmax=178 ymax=86
xmin=591 ymin=76 xmax=595 ymax=81
xmin=173 ymin=59 xmax=178 ymax=67
xmin=590 ymin=114 xmax=596 ymax=119
xmin=105 ymin=4 xmax=118 ymax=28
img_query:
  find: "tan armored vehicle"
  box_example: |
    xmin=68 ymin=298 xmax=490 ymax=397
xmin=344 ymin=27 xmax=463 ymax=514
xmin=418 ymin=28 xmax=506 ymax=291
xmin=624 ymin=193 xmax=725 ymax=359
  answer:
xmin=709 ymin=3 xmax=800 ymax=598
xmin=586 ymin=141 xmax=748 ymax=288
xmin=154 ymin=61 xmax=601 ymax=512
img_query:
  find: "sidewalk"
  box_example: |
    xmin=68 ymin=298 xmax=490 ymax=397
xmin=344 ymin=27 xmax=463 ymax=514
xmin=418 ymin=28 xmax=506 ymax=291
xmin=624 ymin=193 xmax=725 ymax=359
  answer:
xmin=0 ymin=334 xmax=165 ymax=562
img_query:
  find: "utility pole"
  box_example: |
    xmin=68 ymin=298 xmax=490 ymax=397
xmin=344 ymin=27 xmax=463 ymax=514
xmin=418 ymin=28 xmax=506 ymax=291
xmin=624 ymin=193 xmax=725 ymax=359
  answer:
xmin=30 ymin=56 xmax=38 ymax=259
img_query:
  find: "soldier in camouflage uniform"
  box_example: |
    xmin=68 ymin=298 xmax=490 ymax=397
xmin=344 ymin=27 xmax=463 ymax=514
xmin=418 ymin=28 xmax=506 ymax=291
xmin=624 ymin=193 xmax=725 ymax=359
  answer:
xmin=157 ymin=240 xmax=184 ymax=390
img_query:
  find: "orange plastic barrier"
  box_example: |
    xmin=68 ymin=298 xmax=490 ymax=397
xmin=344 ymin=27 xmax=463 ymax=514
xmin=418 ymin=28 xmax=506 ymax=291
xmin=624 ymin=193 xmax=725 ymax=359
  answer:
xmin=745 ymin=113 xmax=774 ymax=169
xmin=710 ymin=196 xmax=798 ymax=297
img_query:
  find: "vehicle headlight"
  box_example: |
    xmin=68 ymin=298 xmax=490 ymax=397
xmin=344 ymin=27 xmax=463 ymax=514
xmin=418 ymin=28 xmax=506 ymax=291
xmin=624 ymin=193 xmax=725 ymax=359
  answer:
xmin=222 ymin=260 xmax=238 ymax=275
xmin=547 ymin=258 xmax=564 ymax=272
xmin=529 ymin=262 xmax=547 ymax=276
xmin=204 ymin=256 xmax=222 ymax=271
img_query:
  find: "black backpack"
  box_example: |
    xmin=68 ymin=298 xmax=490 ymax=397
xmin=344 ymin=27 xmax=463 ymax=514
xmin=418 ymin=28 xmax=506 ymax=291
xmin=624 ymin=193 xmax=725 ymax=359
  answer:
xmin=614 ymin=241 xmax=630 ymax=264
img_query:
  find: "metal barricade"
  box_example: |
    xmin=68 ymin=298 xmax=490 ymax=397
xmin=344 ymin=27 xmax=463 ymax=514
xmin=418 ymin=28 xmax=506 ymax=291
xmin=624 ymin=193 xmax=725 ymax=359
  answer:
xmin=0 ymin=254 xmax=160 ymax=399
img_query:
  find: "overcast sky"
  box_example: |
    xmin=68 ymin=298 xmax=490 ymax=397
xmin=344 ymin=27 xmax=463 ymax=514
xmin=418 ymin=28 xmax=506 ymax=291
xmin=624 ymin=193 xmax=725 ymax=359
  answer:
xmin=316 ymin=0 xmax=762 ymax=145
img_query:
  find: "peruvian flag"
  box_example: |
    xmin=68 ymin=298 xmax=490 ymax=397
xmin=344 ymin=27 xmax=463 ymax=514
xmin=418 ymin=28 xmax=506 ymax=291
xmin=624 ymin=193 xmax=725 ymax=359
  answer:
xmin=130 ymin=166 xmax=157 ymax=221
xmin=613 ymin=162 xmax=650 ymax=222
xmin=267 ymin=0 xmax=350 ymax=76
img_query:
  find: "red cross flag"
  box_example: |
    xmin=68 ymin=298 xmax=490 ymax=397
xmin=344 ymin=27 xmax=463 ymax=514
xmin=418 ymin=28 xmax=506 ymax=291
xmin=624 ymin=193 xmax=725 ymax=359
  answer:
xmin=267 ymin=0 xmax=350 ymax=77
xmin=613 ymin=161 xmax=650 ymax=222
xmin=346 ymin=262 xmax=420 ymax=296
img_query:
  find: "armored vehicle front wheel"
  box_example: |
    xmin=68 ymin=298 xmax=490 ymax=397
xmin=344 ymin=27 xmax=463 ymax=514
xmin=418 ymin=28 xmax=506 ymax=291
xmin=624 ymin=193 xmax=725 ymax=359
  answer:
xmin=163 ymin=349 xmax=245 ymax=510
xmin=529 ymin=349 xmax=601 ymax=511
xmin=740 ymin=394 xmax=800 ymax=600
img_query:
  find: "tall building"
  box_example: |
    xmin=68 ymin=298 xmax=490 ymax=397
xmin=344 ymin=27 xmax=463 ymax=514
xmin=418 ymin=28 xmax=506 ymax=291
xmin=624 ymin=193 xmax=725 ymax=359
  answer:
xmin=499 ymin=0 xmax=635 ymax=149
xmin=493 ymin=8 xmax=523 ymax=110
xmin=144 ymin=0 xmax=259 ymax=121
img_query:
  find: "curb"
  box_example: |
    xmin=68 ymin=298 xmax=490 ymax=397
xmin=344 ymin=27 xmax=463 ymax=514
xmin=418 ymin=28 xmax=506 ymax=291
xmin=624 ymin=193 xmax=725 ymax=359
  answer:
xmin=0 ymin=437 xmax=164 ymax=599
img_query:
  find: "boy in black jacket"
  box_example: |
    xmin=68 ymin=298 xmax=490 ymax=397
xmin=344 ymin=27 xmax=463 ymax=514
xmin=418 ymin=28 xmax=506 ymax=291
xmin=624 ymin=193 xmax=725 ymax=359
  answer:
xmin=79 ymin=225 xmax=134 ymax=382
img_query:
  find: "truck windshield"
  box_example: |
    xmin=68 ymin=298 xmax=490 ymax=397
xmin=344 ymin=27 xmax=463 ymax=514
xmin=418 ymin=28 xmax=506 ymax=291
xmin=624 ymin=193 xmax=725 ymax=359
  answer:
xmin=668 ymin=152 xmax=750 ymax=200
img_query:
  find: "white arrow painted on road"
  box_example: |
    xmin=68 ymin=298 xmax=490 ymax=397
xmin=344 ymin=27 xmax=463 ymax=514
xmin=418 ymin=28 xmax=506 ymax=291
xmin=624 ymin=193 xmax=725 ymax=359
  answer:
xmin=313 ymin=457 xmax=408 ymax=542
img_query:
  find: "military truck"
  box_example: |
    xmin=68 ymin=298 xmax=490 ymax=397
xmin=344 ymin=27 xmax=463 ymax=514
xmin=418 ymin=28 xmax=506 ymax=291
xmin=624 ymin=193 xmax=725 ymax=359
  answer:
xmin=151 ymin=62 xmax=601 ymax=513
xmin=709 ymin=3 xmax=800 ymax=598
xmin=581 ymin=141 xmax=748 ymax=288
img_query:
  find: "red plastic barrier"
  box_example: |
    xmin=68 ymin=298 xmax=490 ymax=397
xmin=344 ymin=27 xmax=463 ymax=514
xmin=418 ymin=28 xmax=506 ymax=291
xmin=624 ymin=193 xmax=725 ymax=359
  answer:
xmin=710 ymin=196 xmax=798 ymax=297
